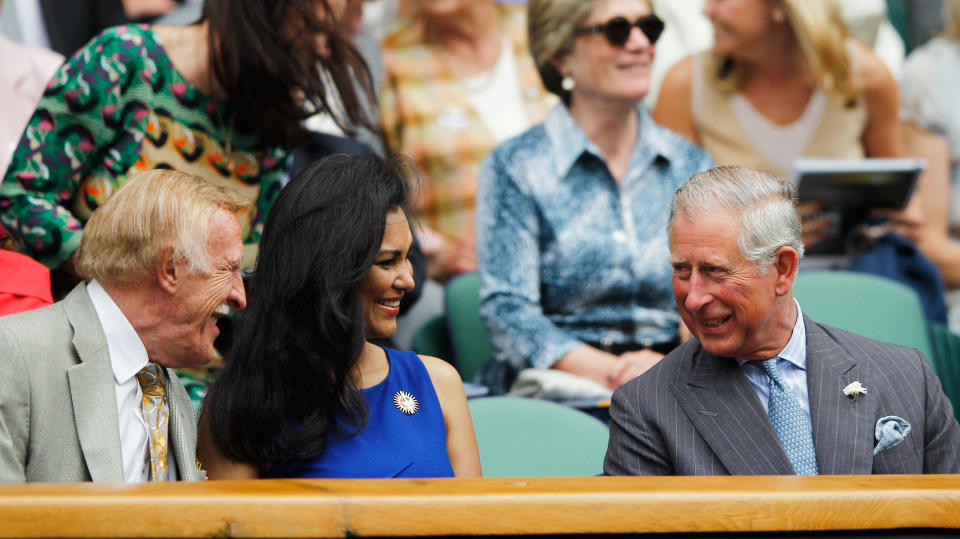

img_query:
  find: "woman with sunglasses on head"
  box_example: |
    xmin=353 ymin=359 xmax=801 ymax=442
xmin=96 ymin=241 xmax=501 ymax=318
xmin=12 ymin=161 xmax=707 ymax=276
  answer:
xmin=475 ymin=0 xmax=712 ymax=394
xmin=654 ymin=0 xmax=903 ymax=246
xmin=198 ymin=154 xmax=481 ymax=479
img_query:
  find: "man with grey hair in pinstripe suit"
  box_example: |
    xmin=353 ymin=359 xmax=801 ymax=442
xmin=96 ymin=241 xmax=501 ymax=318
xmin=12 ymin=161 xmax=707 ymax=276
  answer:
xmin=604 ymin=166 xmax=960 ymax=476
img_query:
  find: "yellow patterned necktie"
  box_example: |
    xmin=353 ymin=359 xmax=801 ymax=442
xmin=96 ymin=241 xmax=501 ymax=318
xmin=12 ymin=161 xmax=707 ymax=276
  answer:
xmin=136 ymin=364 xmax=169 ymax=481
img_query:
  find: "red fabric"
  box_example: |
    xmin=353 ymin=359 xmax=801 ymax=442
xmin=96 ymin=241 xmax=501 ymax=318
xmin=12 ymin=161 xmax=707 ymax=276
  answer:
xmin=0 ymin=250 xmax=53 ymax=316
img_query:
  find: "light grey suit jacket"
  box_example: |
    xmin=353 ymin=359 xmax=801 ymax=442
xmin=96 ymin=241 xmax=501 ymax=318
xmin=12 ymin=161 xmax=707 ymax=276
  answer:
xmin=604 ymin=316 xmax=960 ymax=475
xmin=0 ymin=283 xmax=204 ymax=482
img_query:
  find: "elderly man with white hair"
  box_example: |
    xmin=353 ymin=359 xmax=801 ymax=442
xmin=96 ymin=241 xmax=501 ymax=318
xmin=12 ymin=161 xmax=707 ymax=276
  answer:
xmin=0 ymin=169 xmax=248 ymax=482
xmin=604 ymin=165 xmax=960 ymax=476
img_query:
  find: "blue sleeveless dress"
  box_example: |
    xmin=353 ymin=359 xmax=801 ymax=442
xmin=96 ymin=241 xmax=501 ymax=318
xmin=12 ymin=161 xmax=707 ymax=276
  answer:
xmin=265 ymin=348 xmax=454 ymax=478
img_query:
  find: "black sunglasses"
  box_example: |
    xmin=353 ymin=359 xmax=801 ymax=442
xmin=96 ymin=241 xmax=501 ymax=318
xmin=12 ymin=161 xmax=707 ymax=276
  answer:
xmin=574 ymin=14 xmax=665 ymax=47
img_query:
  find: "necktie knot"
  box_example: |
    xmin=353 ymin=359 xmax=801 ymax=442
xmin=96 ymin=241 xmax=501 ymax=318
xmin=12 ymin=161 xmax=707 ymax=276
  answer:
xmin=136 ymin=364 xmax=166 ymax=398
xmin=761 ymin=357 xmax=785 ymax=387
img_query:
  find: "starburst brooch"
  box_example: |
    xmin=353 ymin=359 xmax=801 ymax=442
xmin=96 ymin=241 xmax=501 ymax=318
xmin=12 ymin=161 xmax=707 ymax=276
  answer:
xmin=393 ymin=390 xmax=419 ymax=415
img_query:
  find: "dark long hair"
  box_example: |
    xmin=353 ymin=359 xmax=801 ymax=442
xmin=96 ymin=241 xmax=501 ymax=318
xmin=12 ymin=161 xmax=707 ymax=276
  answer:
xmin=202 ymin=0 xmax=374 ymax=147
xmin=204 ymin=153 xmax=411 ymax=463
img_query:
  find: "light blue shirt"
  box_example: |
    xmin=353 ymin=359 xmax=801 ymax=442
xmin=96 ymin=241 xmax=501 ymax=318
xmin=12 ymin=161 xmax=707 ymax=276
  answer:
xmin=736 ymin=299 xmax=810 ymax=418
xmin=476 ymin=103 xmax=712 ymax=370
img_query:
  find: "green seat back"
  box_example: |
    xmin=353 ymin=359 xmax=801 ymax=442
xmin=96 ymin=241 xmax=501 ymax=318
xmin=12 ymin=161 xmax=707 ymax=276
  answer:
xmin=793 ymin=271 xmax=933 ymax=360
xmin=885 ymin=0 xmax=913 ymax=52
xmin=468 ymin=397 xmax=609 ymax=477
xmin=445 ymin=272 xmax=493 ymax=383
xmin=409 ymin=314 xmax=451 ymax=361
xmin=929 ymin=323 xmax=960 ymax=422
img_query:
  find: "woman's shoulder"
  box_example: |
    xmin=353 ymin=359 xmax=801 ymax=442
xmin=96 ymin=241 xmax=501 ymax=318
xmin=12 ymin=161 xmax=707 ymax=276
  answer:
xmin=491 ymin=121 xmax=551 ymax=158
xmin=83 ymin=24 xmax=157 ymax=55
xmin=852 ymin=40 xmax=894 ymax=94
xmin=381 ymin=17 xmax=431 ymax=56
xmin=646 ymin=110 xmax=711 ymax=165
xmin=661 ymin=55 xmax=696 ymax=86
xmin=479 ymin=121 xmax=555 ymax=189
xmin=411 ymin=353 xmax=464 ymax=389
xmin=60 ymin=24 xmax=162 ymax=77
xmin=380 ymin=20 xmax=444 ymax=78
xmin=382 ymin=347 xmax=454 ymax=377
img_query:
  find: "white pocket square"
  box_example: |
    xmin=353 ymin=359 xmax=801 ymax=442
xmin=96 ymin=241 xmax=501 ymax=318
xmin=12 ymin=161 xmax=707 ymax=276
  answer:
xmin=874 ymin=415 xmax=911 ymax=456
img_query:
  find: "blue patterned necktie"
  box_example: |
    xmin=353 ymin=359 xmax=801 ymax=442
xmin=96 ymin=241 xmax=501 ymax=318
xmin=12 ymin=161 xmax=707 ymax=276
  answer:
xmin=761 ymin=358 xmax=818 ymax=475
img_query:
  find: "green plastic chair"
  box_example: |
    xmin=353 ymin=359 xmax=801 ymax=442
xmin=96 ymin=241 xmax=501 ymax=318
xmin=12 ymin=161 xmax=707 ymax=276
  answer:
xmin=793 ymin=271 xmax=933 ymax=361
xmin=929 ymin=323 xmax=960 ymax=422
xmin=445 ymin=272 xmax=493 ymax=383
xmin=468 ymin=397 xmax=609 ymax=477
xmin=409 ymin=314 xmax=451 ymax=361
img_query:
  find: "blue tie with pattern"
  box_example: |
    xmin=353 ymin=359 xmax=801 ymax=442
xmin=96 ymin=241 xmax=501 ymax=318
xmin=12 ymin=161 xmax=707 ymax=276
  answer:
xmin=761 ymin=358 xmax=818 ymax=475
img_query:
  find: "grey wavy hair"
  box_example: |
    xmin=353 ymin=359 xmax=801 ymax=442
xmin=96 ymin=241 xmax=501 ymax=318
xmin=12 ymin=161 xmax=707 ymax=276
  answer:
xmin=667 ymin=166 xmax=804 ymax=275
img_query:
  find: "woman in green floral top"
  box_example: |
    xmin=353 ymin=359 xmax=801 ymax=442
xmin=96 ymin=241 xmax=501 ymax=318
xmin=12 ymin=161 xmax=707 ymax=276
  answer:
xmin=1 ymin=0 xmax=372 ymax=272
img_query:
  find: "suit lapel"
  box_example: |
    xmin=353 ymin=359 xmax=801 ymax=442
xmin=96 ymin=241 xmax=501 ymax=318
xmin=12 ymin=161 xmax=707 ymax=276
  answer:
xmin=672 ymin=348 xmax=795 ymax=475
xmin=166 ymin=371 xmax=200 ymax=481
xmin=63 ymin=285 xmax=125 ymax=482
xmin=805 ymin=318 xmax=875 ymax=474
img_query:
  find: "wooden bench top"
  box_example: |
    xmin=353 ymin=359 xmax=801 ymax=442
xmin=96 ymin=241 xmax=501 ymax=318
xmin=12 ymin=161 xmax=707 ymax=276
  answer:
xmin=1 ymin=475 xmax=959 ymax=537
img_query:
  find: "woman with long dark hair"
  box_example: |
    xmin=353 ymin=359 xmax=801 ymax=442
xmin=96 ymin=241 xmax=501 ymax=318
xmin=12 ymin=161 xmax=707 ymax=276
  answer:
xmin=197 ymin=154 xmax=481 ymax=478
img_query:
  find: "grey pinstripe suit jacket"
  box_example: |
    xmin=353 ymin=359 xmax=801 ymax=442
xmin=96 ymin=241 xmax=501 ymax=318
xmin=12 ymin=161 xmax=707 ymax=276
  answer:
xmin=0 ymin=283 xmax=204 ymax=482
xmin=604 ymin=316 xmax=960 ymax=475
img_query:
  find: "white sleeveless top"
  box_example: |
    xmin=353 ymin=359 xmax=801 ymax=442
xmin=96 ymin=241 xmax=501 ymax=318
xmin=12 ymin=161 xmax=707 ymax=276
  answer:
xmin=462 ymin=37 xmax=530 ymax=143
xmin=691 ymin=50 xmax=867 ymax=178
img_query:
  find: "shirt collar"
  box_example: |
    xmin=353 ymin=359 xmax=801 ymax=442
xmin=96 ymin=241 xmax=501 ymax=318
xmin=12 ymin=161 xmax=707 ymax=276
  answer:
xmin=735 ymin=298 xmax=807 ymax=369
xmin=86 ymin=280 xmax=150 ymax=385
xmin=544 ymin=103 xmax=673 ymax=180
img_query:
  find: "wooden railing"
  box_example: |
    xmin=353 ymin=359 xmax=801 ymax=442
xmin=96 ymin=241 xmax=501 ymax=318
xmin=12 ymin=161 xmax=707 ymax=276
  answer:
xmin=1 ymin=475 xmax=960 ymax=537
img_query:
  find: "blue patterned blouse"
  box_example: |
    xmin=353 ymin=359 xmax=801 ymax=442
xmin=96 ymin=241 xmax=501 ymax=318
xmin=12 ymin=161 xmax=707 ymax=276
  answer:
xmin=476 ymin=104 xmax=712 ymax=370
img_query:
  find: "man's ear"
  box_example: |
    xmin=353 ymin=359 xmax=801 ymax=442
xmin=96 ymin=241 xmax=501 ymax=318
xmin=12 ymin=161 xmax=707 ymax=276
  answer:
xmin=772 ymin=246 xmax=799 ymax=297
xmin=155 ymin=247 xmax=179 ymax=295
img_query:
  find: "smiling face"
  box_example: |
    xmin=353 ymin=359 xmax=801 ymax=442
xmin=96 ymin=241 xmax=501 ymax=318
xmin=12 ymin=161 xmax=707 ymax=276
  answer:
xmin=702 ymin=0 xmax=780 ymax=59
xmin=152 ymin=209 xmax=247 ymax=368
xmin=555 ymin=0 xmax=655 ymax=107
xmin=359 ymin=208 xmax=415 ymax=340
xmin=669 ymin=208 xmax=796 ymax=359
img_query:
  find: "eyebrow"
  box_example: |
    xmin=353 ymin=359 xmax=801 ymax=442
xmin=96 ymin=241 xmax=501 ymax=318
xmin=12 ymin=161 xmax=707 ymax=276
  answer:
xmin=667 ymin=257 xmax=730 ymax=269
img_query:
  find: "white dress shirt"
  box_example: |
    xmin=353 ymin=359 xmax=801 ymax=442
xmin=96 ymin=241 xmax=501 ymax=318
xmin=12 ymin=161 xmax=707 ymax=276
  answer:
xmin=87 ymin=280 xmax=177 ymax=482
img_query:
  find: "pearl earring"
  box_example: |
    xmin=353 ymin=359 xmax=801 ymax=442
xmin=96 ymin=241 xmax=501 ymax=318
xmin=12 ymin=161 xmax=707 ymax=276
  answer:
xmin=561 ymin=75 xmax=575 ymax=91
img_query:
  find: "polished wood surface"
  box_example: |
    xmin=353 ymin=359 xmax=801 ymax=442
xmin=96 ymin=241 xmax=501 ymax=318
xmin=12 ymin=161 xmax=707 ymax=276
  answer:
xmin=1 ymin=475 xmax=959 ymax=537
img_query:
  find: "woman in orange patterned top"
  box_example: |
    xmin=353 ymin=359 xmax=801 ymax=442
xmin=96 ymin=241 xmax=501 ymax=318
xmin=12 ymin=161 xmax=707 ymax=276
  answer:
xmin=379 ymin=0 xmax=557 ymax=282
